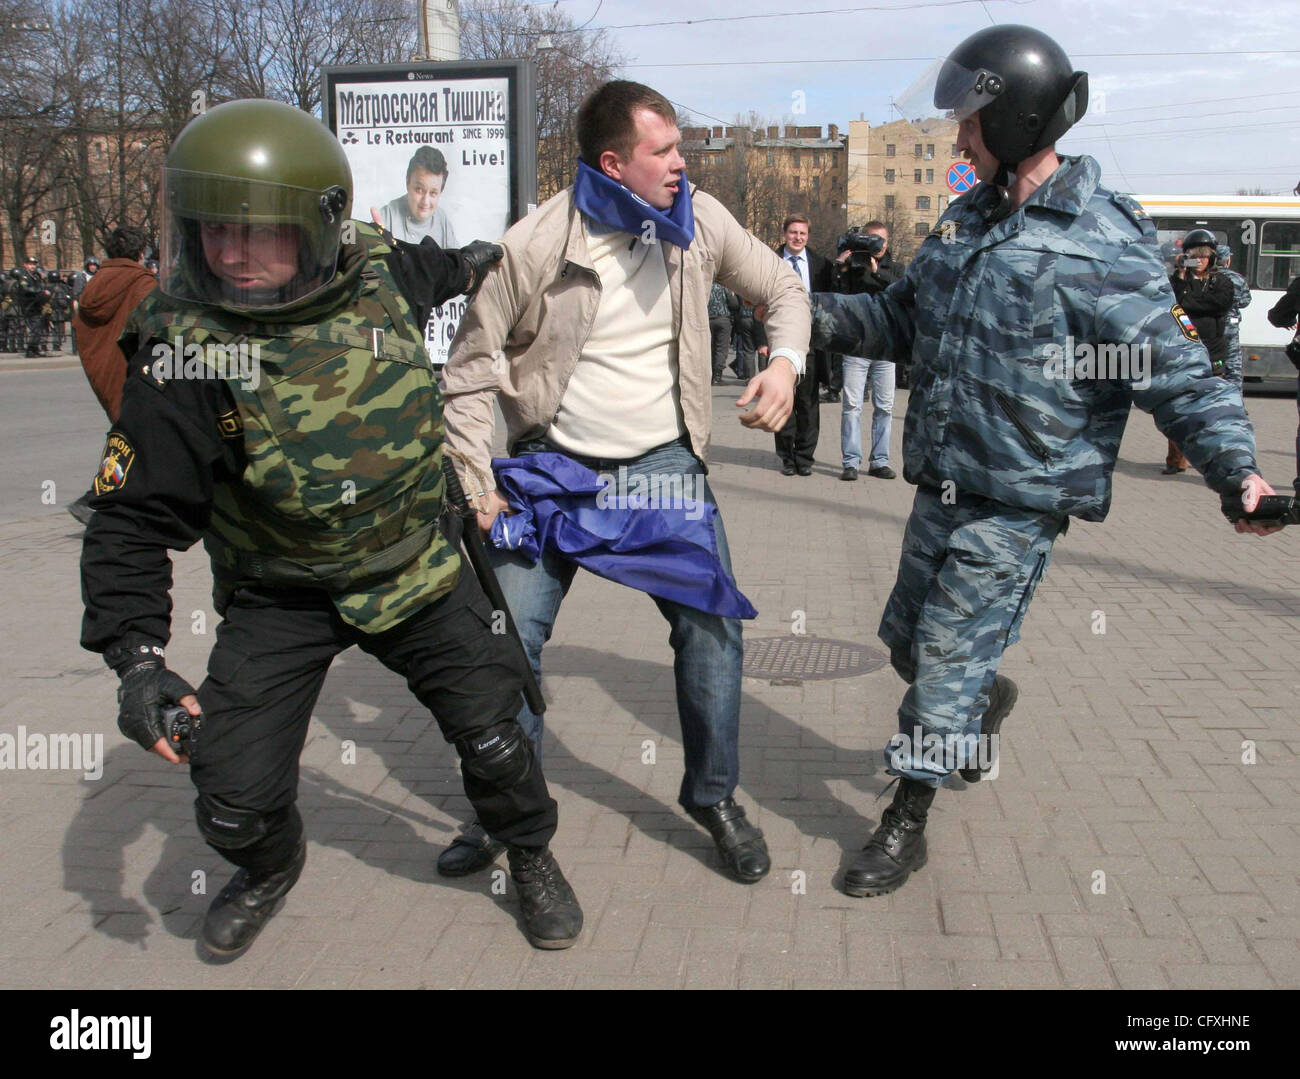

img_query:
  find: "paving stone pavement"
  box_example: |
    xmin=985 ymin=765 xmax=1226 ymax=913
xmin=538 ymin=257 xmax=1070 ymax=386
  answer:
xmin=1 ymin=373 xmax=1297 ymax=990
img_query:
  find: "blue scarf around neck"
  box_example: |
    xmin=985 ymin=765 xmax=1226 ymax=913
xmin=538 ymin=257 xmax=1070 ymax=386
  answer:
xmin=572 ymin=159 xmax=696 ymax=250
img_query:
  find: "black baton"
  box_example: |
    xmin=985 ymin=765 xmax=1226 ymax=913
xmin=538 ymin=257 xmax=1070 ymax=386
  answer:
xmin=440 ymin=456 xmax=546 ymax=715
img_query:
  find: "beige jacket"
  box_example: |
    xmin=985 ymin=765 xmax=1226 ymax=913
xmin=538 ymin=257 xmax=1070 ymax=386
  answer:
xmin=440 ymin=185 xmax=811 ymax=493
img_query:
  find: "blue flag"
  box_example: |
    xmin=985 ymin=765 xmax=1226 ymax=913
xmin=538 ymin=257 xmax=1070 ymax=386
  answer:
xmin=489 ymin=453 xmax=756 ymax=619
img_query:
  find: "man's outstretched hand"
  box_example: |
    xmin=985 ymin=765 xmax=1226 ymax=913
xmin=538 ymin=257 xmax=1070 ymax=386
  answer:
xmin=736 ymin=357 xmax=797 ymax=431
xmin=1234 ymin=473 xmax=1284 ymax=536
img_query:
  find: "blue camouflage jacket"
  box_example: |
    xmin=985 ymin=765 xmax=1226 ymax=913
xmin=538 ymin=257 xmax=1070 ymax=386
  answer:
xmin=1222 ymin=268 xmax=1252 ymax=318
xmin=812 ymin=154 xmax=1258 ymax=521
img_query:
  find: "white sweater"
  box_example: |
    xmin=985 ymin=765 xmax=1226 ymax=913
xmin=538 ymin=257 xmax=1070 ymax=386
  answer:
xmin=545 ymin=224 xmax=685 ymax=459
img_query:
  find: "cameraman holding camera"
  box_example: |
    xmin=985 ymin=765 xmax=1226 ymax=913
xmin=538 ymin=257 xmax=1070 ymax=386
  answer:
xmin=833 ymin=222 xmax=903 ymax=480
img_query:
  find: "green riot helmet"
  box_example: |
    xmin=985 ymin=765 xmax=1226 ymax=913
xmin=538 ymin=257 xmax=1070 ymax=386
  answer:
xmin=160 ymin=99 xmax=352 ymax=312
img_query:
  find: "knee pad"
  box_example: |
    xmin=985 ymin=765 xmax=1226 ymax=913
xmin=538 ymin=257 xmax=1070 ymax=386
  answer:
xmin=194 ymin=793 xmax=272 ymax=851
xmin=457 ymin=721 xmax=534 ymax=788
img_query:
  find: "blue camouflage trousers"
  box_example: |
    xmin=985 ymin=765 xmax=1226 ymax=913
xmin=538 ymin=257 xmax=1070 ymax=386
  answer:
xmin=1223 ymin=322 xmax=1244 ymax=387
xmin=878 ymin=485 xmax=1068 ymax=787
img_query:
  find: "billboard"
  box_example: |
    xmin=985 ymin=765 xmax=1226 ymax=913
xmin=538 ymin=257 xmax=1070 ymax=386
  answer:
xmin=322 ymin=59 xmax=536 ymax=364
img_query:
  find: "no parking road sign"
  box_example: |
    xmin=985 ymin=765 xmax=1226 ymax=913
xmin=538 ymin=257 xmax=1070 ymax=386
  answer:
xmin=947 ymin=161 xmax=977 ymax=194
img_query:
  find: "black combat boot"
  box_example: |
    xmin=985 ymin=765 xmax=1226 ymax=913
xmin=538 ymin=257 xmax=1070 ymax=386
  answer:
xmin=688 ymin=796 xmax=771 ymax=883
xmin=436 ymin=820 xmax=505 ymax=877
xmin=842 ymin=779 xmax=936 ymax=897
xmin=959 ymin=674 xmax=1018 ymax=782
xmin=506 ymin=845 xmax=583 ymax=950
xmin=66 ymin=491 xmax=96 ymax=527
xmin=201 ymin=838 xmax=306 ymax=958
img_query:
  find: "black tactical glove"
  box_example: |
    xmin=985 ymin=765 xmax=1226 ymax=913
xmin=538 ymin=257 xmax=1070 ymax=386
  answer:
xmin=105 ymin=638 xmax=198 ymax=752
xmin=458 ymin=241 xmax=504 ymax=297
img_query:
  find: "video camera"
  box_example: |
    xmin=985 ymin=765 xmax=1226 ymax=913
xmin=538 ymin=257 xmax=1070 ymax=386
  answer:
xmin=1222 ymin=494 xmax=1300 ymax=528
xmin=836 ymin=227 xmax=886 ymax=271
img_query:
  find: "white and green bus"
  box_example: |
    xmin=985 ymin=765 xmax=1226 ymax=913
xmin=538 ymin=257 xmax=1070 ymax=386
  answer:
xmin=1133 ymin=194 xmax=1300 ymax=390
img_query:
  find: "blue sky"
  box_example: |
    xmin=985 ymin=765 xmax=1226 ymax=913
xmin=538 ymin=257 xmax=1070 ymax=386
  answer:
xmin=529 ymin=0 xmax=1300 ymax=195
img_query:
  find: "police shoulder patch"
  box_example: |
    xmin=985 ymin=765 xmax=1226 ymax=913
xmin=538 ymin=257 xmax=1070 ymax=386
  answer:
xmin=1171 ymin=304 xmax=1200 ymax=341
xmin=93 ymin=433 xmax=136 ymax=495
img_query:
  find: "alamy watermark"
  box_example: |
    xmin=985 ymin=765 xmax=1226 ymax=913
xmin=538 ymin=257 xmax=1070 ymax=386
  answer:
xmin=50 ymin=1010 xmax=150 ymax=1058
xmin=0 ymin=726 xmax=103 ymax=780
xmin=1041 ymin=336 xmax=1151 ymax=390
xmin=887 ymin=725 xmax=998 ymax=779
xmin=595 ymin=466 xmax=708 ymax=521
xmin=151 ymin=337 xmax=260 ymax=390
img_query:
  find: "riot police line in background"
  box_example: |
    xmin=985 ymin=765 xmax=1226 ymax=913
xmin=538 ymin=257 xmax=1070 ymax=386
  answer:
xmin=1 ymin=256 xmax=92 ymax=356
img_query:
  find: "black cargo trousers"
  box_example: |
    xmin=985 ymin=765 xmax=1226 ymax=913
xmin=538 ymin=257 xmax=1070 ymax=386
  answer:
xmin=188 ymin=565 xmax=557 ymax=875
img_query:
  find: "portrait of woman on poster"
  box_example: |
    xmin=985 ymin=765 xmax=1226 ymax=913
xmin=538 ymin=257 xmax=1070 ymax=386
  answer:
xmin=377 ymin=146 xmax=459 ymax=247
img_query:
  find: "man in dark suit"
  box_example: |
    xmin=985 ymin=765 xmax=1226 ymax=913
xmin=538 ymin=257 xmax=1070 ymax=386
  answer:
xmin=773 ymin=214 xmax=831 ymax=475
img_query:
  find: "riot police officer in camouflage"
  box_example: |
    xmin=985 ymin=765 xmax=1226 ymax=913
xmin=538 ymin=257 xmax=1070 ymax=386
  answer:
xmin=811 ymin=25 xmax=1281 ymax=899
xmin=80 ymin=99 xmax=583 ymax=956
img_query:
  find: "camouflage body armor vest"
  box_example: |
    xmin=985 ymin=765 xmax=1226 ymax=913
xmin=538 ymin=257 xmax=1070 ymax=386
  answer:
xmin=130 ymin=223 xmax=460 ymax=633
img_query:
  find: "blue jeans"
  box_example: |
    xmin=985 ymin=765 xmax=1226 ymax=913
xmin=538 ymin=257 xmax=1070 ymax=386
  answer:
xmin=841 ymin=356 xmax=895 ymax=469
xmin=488 ymin=437 xmax=743 ymax=809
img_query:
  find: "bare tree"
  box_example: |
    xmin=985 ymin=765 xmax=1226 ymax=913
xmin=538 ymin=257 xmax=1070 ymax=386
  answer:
xmin=219 ymin=0 xmax=418 ymax=114
xmin=683 ymin=114 xmax=846 ymax=250
xmin=0 ymin=9 xmax=68 ymax=263
xmin=459 ymin=0 xmax=626 ymax=200
xmin=4 ymin=0 xmax=624 ymax=265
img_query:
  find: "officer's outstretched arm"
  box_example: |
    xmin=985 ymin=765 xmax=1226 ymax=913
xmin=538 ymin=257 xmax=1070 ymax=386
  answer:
xmin=81 ymin=364 xmax=234 ymax=758
xmin=370 ymin=208 xmax=502 ymax=318
xmin=811 ymin=272 xmax=917 ymax=363
xmin=1098 ymin=241 xmax=1264 ymax=518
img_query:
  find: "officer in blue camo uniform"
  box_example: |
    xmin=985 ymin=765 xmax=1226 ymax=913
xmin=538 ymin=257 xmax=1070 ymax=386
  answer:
xmin=811 ymin=24 xmax=1282 ymax=899
xmin=1217 ymin=244 xmax=1252 ymax=388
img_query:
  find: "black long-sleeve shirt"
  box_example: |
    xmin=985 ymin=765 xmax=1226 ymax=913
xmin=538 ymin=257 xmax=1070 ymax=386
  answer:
xmin=1171 ymin=270 xmax=1234 ymax=371
xmin=80 ymin=234 xmax=468 ymax=653
xmin=1267 ymin=275 xmax=1300 ymax=329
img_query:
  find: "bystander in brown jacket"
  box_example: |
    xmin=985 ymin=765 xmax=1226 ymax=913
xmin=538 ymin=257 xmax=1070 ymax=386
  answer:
xmin=72 ymin=226 xmax=156 ymax=422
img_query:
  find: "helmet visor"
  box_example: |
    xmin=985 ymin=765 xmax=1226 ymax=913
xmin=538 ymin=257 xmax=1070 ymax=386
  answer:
xmin=159 ymin=168 xmax=343 ymax=312
xmin=934 ymin=59 xmax=1006 ymax=121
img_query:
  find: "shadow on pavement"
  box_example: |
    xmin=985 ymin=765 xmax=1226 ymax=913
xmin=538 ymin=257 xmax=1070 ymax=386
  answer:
xmin=61 ymin=714 xmax=523 ymax=949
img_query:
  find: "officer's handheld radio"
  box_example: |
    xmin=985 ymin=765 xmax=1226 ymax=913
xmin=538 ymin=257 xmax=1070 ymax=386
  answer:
xmin=161 ymin=704 xmax=197 ymax=757
xmin=439 ymin=457 xmax=547 ymax=716
xmin=1223 ymin=494 xmax=1300 ymax=528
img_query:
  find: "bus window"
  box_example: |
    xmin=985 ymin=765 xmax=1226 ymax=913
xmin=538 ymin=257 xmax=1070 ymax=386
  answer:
xmin=1257 ymin=221 xmax=1300 ymax=291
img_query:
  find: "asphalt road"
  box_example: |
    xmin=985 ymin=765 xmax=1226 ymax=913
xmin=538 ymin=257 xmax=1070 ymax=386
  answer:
xmin=0 ymin=360 xmax=112 ymax=526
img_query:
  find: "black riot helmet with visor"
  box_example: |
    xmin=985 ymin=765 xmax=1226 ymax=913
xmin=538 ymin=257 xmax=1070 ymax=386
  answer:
xmin=1180 ymin=228 xmax=1219 ymax=269
xmin=935 ymin=25 xmax=1089 ymax=186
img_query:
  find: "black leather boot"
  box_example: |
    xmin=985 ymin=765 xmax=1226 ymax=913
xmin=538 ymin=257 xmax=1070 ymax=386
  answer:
xmin=436 ymin=820 xmax=505 ymax=877
xmin=507 ymin=845 xmax=583 ymax=950
xmin=959 ymin=675 xmax=1018 ymax=782
xmin=842 ymin=779 xmax=936 ymax=897
xmin=688 ymin=796 xmax=771 ymax=883
xmin=201 ymin=838 xmax=306 ymax=958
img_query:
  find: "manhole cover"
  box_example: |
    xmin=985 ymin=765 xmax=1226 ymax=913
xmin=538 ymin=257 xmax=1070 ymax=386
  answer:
xmin=743 ymin=636 xmax=888 ymax=682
